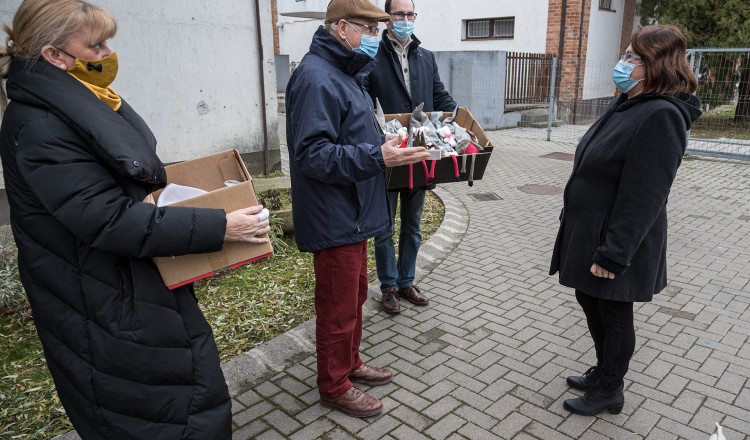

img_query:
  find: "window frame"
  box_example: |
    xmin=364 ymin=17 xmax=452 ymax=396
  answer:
xmin=464 ymin=16 xmax=515 ymax=41
xmin=599 ymin=0 xmax=616 ymax=12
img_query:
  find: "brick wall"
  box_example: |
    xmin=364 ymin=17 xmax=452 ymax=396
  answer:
xmin=619 ymin=0 xmax=637 ymax=56
xmin=546 ymin=0 xmax=592 ymax=101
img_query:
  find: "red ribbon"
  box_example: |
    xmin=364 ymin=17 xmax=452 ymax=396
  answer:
xmin=420 ymin=159 xmax=438 ymax=186
xmin=399 ymin=134 xmax=409 ymax=148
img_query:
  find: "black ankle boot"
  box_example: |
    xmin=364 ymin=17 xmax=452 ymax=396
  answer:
xmin=566 ymin=366 xmax=601 ymax=391
xmin=563 ymin=384 xmax=624 ymax=416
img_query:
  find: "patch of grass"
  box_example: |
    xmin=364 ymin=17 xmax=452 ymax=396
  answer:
xmin=0 ymin=314 xmax=72 ymax=438
xmin=195 ymin=233 xmax=315 ymax=361
xmin=691 ymin=106 xmax=750 ymax=140
xmin=419 ymin=191 xmax=446 ymax=239
xmin=0 ymin=191 xmax=444 ymax=437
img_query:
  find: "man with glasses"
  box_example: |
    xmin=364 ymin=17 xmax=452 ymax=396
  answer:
xmin=286 ymin=0 xmax=430 ymax=419
xmin=364 ymin=0 xmax=457 ymax=315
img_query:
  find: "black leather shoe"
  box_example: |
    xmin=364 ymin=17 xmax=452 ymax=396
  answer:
xmin=563 ymin=385 xmax=624 ymax=416
xmin=566 ymin=366 xmax=601 ymax=391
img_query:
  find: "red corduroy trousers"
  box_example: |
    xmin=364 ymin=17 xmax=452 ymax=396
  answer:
xmin=313 ymin=240 xmax=368 ymax=399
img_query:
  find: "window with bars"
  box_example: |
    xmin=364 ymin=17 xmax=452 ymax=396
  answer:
xmin=599 ymin=0 xmax=615 ymax=11
xmin=465 ymin=17 xmax=515 ymax=40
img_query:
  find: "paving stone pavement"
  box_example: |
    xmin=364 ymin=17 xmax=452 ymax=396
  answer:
xmin=223 ymin=130 xmax=750 ymax=440
xmin=53 ymin=130 xmax=750 ymax=440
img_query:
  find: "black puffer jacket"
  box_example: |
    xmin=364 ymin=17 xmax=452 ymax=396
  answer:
xmin=0 ymin=59 xmax=231 ymax=439
xmin=549 ymin=92 xmax=702 ymax=302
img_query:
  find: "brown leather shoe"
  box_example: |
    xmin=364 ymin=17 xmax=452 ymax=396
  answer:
xmin=320 ymin=386 xmax=383 ymax=418
xmin=398 ymin=286 xmax=429 ymax=305
xmin=348 ymin=364 xmax=393 ymax=386
xmin=381 ymin=287 xmax=401 ymax=314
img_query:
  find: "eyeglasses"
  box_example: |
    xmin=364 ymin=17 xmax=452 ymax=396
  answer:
xmin=621 ymin=53 xmax=642 ymax=62
xmin=345 ymin=20 xmax=381 ymax=36
xmin=390 ymin=11 xmax=418 ymax=21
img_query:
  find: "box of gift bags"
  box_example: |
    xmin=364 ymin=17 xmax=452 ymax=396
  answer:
xmin=381 ymin=106 xmax=493 ymax=190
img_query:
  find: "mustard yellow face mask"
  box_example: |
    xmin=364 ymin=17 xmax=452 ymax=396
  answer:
xmin=56 ymin=48 xmax=121 ymax=110
xmin=62 ymin=51 xmax=119 ymax=88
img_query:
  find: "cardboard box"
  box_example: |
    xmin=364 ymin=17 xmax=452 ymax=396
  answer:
xmin=145 ymin=149 xmax=273 ymax=290
xmin=383 ymin=107 xmax=494 ymax=190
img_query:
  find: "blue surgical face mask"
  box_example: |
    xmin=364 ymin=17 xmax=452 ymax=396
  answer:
xmin=353 ymin=34 xmax=380 ymax=59
xmin=612 ymin=60 xmax=643 ymax=93
xmin=391 ymin=21 xmax=415 ymax=40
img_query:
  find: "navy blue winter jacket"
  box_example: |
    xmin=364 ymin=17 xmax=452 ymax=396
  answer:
xmin=364 ymin=31 xmax=456 ymax=113
xmin=286 ymin=27 xmax=390 ymax=252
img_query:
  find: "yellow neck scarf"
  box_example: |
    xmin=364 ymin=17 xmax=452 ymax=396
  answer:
xmin=71 ymin=76 xmax=122 ymax=111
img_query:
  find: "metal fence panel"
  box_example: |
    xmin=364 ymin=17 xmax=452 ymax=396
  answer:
xmin=687 ymin=49 xmax=750 ymax=160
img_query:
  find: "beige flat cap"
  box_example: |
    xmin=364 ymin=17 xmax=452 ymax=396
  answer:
xmin=325 ymin=0 xmax=390 ymax=24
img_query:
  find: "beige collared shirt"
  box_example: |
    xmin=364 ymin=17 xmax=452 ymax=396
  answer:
xmin=386 ymin=33 xmax=412 ymax=97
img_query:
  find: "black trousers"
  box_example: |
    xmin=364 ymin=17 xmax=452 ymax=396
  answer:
xmin=576 ymin=290 xmax=635 ymax=391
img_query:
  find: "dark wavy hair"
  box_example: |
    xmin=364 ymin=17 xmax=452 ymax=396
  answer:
xmin=631 ymin=25 xmax=698 ymax=96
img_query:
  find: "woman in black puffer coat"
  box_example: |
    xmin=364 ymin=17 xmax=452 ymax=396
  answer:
xmin=0 ymin=1 xmax=270 ymax=438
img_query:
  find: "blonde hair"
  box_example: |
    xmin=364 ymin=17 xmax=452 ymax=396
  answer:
xmin=1 ymin=0 xmax=117 ymax=113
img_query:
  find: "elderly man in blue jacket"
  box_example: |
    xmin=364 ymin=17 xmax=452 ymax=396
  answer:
xmin=286 ymin=0 xmax=430 ymax=419
xmin=364 ymin=0 xmax=457 ymax=314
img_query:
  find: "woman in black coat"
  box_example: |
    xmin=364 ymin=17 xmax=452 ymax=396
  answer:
xmin=0 ymin=1 xmax=270 ymax=438
xmin=549 ymin=25 xmax=701 ymax=416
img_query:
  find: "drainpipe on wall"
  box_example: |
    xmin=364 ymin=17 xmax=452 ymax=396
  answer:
xmin=255 ymin=0 xmax=270 ymax=175
xmin=558 ymin=0 xmax=567 ymax=64
xmin=572 ymin=0 xmax=587 ymax=124
xmin=557 ymin=0 xmax=567 ymax=103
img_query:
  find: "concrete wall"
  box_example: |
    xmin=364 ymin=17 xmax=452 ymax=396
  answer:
xmin=433 ymin=51 xmax=507 ymax=130
xmin=0 ymin=0 xmax=280 ymax=174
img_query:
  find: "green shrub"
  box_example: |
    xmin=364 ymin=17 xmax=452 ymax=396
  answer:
xmin=257 ymin=188 xmax=292 ymax=211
